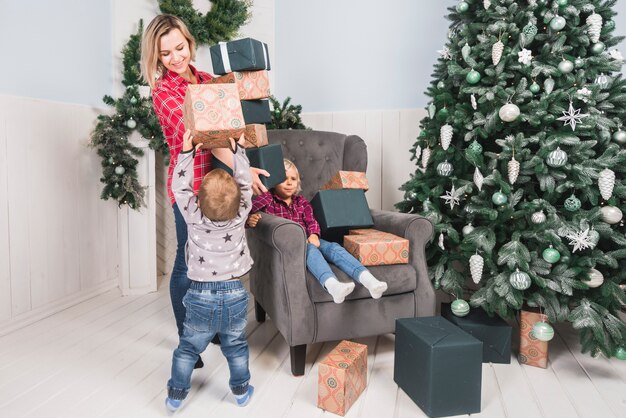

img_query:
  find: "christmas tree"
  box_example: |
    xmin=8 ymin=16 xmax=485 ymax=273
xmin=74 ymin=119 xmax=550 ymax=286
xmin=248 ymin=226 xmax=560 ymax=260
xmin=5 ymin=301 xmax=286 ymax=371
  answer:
xmin=397 ymin=0 xmax=626 ymax=358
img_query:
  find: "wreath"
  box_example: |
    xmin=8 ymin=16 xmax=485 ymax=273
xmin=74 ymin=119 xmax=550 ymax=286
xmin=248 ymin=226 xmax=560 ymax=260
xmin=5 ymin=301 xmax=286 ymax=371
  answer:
xmin=90 ymin=1 xmax=250 ymax=209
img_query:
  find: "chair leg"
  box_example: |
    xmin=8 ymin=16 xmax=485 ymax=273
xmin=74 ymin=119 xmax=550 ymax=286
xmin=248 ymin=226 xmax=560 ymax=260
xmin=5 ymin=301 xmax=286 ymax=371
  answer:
xmin=255 ymin=300 xmax=266 ymax=323
xmin=290 ymin=344 xmax=306 ymax=376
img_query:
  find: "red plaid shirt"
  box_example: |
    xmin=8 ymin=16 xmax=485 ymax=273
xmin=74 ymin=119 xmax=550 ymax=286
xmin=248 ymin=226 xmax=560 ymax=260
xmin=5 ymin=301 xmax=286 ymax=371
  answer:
xmin=251 ymin=192 xmax=321 ymax=237
xmin=152 ymin=65 xmax=213 ymax=204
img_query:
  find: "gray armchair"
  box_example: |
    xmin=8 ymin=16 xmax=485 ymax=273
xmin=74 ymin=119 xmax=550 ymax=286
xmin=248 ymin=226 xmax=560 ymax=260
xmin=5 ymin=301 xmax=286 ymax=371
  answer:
xmin=246 ymin=129 xmax=435 ymax=375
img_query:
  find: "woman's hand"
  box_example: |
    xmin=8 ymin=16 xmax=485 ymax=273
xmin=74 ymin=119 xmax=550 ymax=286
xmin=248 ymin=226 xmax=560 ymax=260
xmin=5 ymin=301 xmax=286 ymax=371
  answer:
xmin=250 ymin=167 xmax=270 ymax=195
xmin=182 ymin=130 xmax=202 ymax=153
xmin=247 ymin=212 xmax=262 ymax=228
xmin=307 ymin=234 xmax=321 ymax=247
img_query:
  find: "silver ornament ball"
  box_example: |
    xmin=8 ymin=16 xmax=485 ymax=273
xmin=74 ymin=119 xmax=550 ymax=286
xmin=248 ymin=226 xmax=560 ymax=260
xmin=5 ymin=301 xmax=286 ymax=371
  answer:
xmin=612 ymin=130 xmax=626 ymax=144
xmin=600 ymin=205 xmax=623 ymax=224
xmin=558 ymin=60 xmax=574 ymax=74
xmin=550 ymin=15 xmax=566 ymax=31
xmin=499 ymin=103 xmax=520 ymax=122
xmin=115 ymin=166 xmax=126 ymax=175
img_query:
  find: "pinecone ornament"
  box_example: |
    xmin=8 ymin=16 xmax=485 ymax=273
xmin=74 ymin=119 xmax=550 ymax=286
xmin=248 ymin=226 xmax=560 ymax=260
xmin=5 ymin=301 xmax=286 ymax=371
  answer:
xmin=421 ymin=147 xmax=431 ymax=169
xmin=598 ymin=168 xmax=616 ymax=200
xmin=508 ymin=157 xmax=520 ymax=184
xmin=492 ymin=40 xmax=504 ymax=65
xmin=483 ymin=0 xmax=491 ymax=9
xmin=471 ymin=94 xmax=477 ymax=110
xmin=414 ymin=144 xmax=422 ymax=162
xmin=474 ymin=167 xmax=484 ymax=191
xmin=440 ymin=124 xmax=453 ymax=150
xmin=587 ymin=13 xmax=603 ymax=43
xmin=469 ymin=254 xmax=484 ymax=284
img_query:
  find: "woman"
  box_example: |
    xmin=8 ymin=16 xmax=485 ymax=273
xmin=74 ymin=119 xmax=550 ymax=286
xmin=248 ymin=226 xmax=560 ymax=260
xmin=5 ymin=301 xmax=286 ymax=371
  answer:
xmin=140 ymin=14 xmax=267 ymax=354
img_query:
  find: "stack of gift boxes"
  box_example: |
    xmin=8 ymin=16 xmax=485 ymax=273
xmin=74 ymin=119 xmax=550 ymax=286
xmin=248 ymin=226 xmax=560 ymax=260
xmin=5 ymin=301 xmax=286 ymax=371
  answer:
xmin=183 ymin=37 xmax=286 ymax=188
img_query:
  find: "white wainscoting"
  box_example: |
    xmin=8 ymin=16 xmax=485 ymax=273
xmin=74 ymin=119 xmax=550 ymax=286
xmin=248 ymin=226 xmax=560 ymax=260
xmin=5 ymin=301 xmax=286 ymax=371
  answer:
xmin=301 ymin=109 xmax=427 ymax=211
xmin=0 ymin=95 xmax=120 ymax=336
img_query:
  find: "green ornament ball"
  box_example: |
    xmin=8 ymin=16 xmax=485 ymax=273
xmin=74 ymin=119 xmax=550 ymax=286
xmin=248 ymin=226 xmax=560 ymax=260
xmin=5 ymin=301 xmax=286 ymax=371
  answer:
xmin=509 ymin=269 xmax=531 ymax=290
xmin=126 ymin=119 xmax=137 ymax=129
xmin=550 ymin=16 xmax=566 ymax=31
xmin=108 ymin=156 xmax=115 ymax=164
xmin=115 ymin=166 xmax=126 ymax=175
xmin=451 ymin=299 xmax=470 ymax=317
xmin=436 ymin=107 xmax=449 ymax=122
xmin=592 ymin=42 xmax=606 ymax=55
xmin=130 ymin=96 xmax=138 ymax=104
xmin=542 ymin=247 xmax=561 ymax=263
xmin=599 ymin=129 xmax=611 ymax=141
xmin=556 ymin=0 xmax=568 ymax=6
xmin=492 ymin=192 xmax=508 ymax=205
xmin=615 ymin=346 xmax=626 ymax=360
xmin=488 ymin=211 xmax=499 ymax=221
xmin=564 ymin=195 xmax=581 ymax=212
xmin=419 ymin=130 xmax=428 ymax=139
xmin=467 ymin=140 xmax=483 ymax=155
xmin=529 ymin=82 xmax=540 ymax=93
xmin=605 ymin=20 xmax=616 ymax=31
xmin=612 ymin=130 xmax=626 ymax=144
xmin=532 ymin=322 xmax=554 ymax=341
xmin=466 ymin=69 xmax=481 ymax=85
xmin=523 ymin=24 xmax=538 ymax=38
xmin=456 ymin=1 xmax=469 ymax=13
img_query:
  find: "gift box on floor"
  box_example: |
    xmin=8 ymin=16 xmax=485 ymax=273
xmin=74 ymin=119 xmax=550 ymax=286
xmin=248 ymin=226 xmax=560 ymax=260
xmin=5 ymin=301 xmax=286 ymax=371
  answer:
xmin=394 ymin=316 xmax=482 ymax=418
xmin=245 ymin=143 xmax=286 ymax=189
xmin=441 ymin=303 xmax=512 ymax=364
xmin=519 ymin=308 xmax=549 ymax=368
xmin=208 ymin=70 xmax=271 ymax=100
xmin=311 ymin=189 xmax=373 ymax=233
xmin=343 ymin=233 xmax=409 ymax=266
xmin=321 ymin=171 xmax=369 ymax=191
xmin=183 ymin=84 xmax=245 ymax=148
xmin=317 ymin=340 xmax=368 ymax=416
xmin=210 ymin=37 xmax=271 ymax=75
xmin=241 ymin=99 xmax=272 ymax=124
xmin=242 ymin=124 xmax=269 ymax=148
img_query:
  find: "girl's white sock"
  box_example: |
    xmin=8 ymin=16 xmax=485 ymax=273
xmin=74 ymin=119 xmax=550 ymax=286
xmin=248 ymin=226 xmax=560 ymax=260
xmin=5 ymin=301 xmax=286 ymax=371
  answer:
xmin=358 ymin=271 xmax=388 ymax=299
xmin=324 ymin=277 xmax=355 ymax=304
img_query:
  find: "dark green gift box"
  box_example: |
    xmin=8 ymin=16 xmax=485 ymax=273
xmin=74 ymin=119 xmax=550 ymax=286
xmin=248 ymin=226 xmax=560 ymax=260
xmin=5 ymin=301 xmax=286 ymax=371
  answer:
xmin=441 ymin=302 xmax=512 ymax=364
xmin=245 ymin=144 xmax=286 ymax=189
xmin=210 ymin=37 xmax=271 ymax=75
xmin=241 ymin=99 xmax=271 ymax=124
xmin=394 ymin=316 xmax=482 ymax=418
xmin=310 ymin=189 xmax=373 ymax=234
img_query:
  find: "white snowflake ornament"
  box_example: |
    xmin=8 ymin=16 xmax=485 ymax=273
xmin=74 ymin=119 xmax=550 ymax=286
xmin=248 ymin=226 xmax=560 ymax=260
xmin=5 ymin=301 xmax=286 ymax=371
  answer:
xmin=576 ymin=87 xmax=592 ymax=103
xmin=440 ymin=185 xmax=462 ymax=209
xmin=557 ymin=101 xmax=589 ymax=131
xmin=438 ymin=46 xmax=452 ymax=60
xmin=609 ymin=49 xmax=624 ymax=61
xmin=566 ymin=227 xmax=594 ymax=253
xmin=518 ymin=48 xmax=533 ymax=65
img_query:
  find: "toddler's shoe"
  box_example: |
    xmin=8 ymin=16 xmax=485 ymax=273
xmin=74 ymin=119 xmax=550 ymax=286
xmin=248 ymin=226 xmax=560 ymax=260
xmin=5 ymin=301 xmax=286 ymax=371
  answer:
xmin=234 ymin=385 xmax=254 ymax=407
xmin=165 ymin=397 xmax=182 ymax=413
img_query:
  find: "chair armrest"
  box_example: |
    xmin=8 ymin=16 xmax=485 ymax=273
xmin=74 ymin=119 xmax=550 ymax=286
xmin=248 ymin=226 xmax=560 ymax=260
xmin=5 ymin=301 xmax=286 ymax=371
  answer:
xmin=370 ymin=209 xmax=436 ymax=316
xmin=246 ymin=214 xmax=316 ymax=345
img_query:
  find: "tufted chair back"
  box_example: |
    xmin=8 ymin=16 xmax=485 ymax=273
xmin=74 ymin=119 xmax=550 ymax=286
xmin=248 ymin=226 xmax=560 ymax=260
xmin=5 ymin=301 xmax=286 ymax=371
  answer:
xmin=266 ymin=130 xmax=368 ymax=201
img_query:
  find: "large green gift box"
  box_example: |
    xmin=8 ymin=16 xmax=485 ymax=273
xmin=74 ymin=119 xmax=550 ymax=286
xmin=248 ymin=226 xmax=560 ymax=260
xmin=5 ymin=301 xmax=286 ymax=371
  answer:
xmin=310 ymin=189 xmax=373 ymax=233
xmin=241 ymin=99 xmax=272 ymax=124
xmin=394 ymin=316 xmax=482 ymax=418
xmin=441 ymin=302 xmax=512 ymax=364
xmin=245 ymin=143 xmax=286 ymax=189
xmin=210 ymin=37 xmax=271 ymax=75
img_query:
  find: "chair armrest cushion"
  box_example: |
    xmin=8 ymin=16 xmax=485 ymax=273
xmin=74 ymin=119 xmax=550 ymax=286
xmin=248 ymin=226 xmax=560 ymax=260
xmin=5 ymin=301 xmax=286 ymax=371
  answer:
xmin=370 ymin=209 xmax=436 ymax=316
xmin=246 ymin=214 xmax=316 ymax=345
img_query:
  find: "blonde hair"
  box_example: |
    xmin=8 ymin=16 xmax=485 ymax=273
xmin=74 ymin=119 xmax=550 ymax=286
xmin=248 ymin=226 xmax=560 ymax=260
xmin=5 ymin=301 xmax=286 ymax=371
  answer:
xmin=198 ymin=169 xmax=241 ymax=221
xmin=283 ymin=159 xmax=302 ymax=194
xmin=140 ymin=14 xmax=197 ymax=89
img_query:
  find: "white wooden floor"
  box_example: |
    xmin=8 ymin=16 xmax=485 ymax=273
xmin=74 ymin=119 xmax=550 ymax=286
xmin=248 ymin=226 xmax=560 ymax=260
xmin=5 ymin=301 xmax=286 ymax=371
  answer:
xmin=1 ymin=278 xmax=625 ymax=418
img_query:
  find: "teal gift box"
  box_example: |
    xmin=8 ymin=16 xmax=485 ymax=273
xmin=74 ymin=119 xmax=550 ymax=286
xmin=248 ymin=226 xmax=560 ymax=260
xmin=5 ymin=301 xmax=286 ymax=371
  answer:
xmin=245 ymin=144 xmax=286 ymax=189
xmin=241 ymin=99 xmax=271 ymax=124
xmin=310 ymin=189 xmax=373 ymax=233
xmin=394 ymin=316 xmax=482 ymax=417
xmin=441 ymin=302 xmax=512 ymax=364
xmin=210 ymin=37 xmax=271 ymax=75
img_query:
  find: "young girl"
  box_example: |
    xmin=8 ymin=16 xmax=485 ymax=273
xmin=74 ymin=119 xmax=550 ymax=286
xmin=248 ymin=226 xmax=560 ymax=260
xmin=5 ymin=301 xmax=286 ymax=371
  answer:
xmin=247 ymin=159 xmax=388 ymax=303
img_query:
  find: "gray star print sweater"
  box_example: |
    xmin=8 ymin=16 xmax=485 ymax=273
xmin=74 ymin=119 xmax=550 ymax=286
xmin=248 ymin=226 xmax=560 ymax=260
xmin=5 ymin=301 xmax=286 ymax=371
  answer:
xmin=172 ymin=145 xmax=253 ymax=282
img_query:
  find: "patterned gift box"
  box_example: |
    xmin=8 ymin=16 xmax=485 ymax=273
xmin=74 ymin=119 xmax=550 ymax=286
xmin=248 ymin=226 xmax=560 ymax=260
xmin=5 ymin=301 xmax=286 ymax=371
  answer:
xmin=343 ymin=233 xmax=409 ymax=266
xmin=210 ymin=37 xmax=271 ymax=75
xmin=183 ymin=84 xmax=245 ymax=149
xmin=317 ymin=340 xmax=368 ymax=416
xmin=208 ymin=70 xmax=271 ymax=100
xmin=321 ymin=171 xmax=369 ymax=191
xmin=242 ymin=124 xmax=269 ymax=148
xmin=348 ymin=228 xmax=391 ymax=236
xmin=519 ymin=309 xmax=549 ymax=368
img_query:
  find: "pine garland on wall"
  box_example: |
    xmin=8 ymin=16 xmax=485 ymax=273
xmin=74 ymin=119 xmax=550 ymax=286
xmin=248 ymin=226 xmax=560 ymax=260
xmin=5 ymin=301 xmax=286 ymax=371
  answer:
xmin=90 ymin=0 xmax=250 ymax=209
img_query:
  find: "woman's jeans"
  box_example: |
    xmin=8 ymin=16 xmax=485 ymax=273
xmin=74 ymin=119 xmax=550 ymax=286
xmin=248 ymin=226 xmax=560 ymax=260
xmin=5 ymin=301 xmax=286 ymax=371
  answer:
xmin=167 ymin=280 xmax=250 ymax=400
xmin=171 ymin=203 xmax=191 ymax=336
xmin=306 ymin=239 xmax=367 ymax=287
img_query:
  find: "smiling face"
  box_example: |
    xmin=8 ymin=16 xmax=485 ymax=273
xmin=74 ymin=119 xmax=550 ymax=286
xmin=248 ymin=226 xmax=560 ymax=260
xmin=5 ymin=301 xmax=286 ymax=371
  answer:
xmin=158 ymin=28 xmax=192 ymax=76
xmin=274 ymin=165 xmax=300 ymax=201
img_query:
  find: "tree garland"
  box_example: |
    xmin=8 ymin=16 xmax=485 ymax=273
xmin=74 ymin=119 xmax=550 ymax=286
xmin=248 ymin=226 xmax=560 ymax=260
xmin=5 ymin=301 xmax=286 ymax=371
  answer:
xmin=90 ymin=0 xmax=250 ymax=209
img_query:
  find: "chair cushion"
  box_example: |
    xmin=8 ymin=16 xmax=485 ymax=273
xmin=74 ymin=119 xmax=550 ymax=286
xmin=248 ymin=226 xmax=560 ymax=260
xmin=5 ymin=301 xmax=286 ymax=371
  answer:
xmin=306 ymin=263 xmax=417 ymax=303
